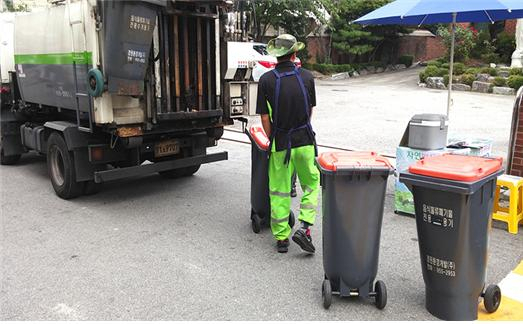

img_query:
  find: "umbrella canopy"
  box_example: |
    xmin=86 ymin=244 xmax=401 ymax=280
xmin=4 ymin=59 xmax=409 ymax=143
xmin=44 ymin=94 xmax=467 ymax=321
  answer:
xmin=354 ymin=0 xmax=523 ymax=25
xmin=354 ymin=0 xmax=523 ymax=119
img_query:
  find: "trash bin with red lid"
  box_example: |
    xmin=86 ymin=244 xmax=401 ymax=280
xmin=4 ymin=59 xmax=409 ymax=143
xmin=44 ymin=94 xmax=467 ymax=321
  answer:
xmin=245 ymin=125 xmax=295 ymax=233
xmin=400 ymin=154 xmax=504 ymax=320
xmin=317 ymin=151 xmax=394 ymax=310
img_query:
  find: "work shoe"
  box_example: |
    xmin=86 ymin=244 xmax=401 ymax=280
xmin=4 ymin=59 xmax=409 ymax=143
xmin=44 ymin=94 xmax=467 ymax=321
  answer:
xmin=277 ymin=239 xmax=290 ymax=253
xmin=291 ymin=185 xmax=297 ymax=198
xmin=292 ymin=228 xmax=315 ymax=253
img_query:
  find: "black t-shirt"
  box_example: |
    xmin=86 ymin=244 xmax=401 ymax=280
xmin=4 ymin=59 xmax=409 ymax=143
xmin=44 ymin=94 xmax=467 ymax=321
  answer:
xmin=256 ymin=61 xmax=316 ymax=152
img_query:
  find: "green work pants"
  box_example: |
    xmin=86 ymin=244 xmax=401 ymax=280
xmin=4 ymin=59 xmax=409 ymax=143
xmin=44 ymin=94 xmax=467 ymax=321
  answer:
xmin=268 ymin=145 xmax=320 ymax=241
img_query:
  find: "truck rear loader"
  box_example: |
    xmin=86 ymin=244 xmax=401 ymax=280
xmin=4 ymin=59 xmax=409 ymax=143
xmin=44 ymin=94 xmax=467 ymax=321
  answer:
xmin=0 ymin=0 xmax=234 ymax=199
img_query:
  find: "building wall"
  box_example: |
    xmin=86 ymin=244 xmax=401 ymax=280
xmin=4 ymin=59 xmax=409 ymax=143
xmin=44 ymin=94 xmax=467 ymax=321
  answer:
xmin=505 ymin=19 xmax=517 ymax=35
xmin=396 ymin=35 xmax=446 ymax=62
xmin=306 ymin=36 xmax=330 ymax=64
xmin=307 ymin=34 xmax=446 ymax=65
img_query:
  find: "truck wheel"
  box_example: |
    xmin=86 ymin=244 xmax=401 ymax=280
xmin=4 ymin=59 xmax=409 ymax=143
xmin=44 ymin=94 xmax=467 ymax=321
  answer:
xmin=159 ymin=165 xmax=201 ymax=179
xmin=47 ymin=133 xmax=83 ymax=199
xmin=0 ymin=146 xmax=21 ymax=165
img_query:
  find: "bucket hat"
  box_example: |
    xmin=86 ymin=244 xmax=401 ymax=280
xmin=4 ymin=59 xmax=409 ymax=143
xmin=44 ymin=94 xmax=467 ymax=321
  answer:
xmin=267 ymin=34 xmax=305 ymax=58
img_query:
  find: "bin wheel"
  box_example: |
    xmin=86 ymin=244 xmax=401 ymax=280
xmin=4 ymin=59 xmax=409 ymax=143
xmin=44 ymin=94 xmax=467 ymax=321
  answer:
xmin=483 ymin=284 xmax=501 ymax=313
xmin=322 ymin=279 xmax=332 ymax=309
xmin=251 ymin=211 xmax=262 ymax=234
xmin=288 ymin=210 xmax=295 ymax=229
xmin=374 ymin=280 xmax=387 ymax=310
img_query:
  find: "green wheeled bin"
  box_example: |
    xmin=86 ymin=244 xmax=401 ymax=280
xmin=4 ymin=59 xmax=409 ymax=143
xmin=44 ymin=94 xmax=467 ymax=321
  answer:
xmin=400 ymin=154 xmax=504 ymax=320
xmin=317 ymin=151 xmax=394 ymax=310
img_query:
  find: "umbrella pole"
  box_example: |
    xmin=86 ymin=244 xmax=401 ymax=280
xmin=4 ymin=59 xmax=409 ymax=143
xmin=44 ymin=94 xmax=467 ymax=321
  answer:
xmin=447 ymin=12 xmax=457 ymax=118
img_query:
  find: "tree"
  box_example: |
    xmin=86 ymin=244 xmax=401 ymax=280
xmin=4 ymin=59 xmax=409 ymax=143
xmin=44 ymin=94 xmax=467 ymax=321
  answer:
xmin=330 ymin=0 xmax=408 ymax=63
xmin=249 ymin=0 xmax=333 ymax=43
xmin=3 ymin=0 xmax=29 ymax=12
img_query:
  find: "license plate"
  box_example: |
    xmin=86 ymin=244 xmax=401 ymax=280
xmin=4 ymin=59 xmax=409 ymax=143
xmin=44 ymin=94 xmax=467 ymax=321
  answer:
xmin=154 ymin=139 xmax=180 ymax=158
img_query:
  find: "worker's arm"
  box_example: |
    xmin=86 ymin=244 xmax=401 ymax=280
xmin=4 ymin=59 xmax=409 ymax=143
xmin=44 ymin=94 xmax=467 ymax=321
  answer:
xmin=256 ymin=77 xmax=272 ymax=136
xmin=261 ymin=114 xmax=271 ymax=137
xmin=309 ymin=75 xmax=317 ymax=120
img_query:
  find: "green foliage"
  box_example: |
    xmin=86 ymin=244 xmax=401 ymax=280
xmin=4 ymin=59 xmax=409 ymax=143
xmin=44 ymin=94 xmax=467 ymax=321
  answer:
xmin=444 ymin=74 xmax=462 ymax=87
xmin=427 ymin=60 xmax=442 ymax=68
xmin=481 ymin=67 xmax=498 ymax=76
xmin=460 ymin=74 xmax=476 ymax=87
xmin=331 ymin=0 xmax=409 ymax=63
xmin=465 ymin=68 xmax=480 ymax=75
xmin=251 ymin=0 xmax=332 ymax=43
xmin=437 ymin=57 xmax=449 ymax=64
xmin=420 ymin=65 xmax=447 ymax=82
xmin=471 ymin=30 xmax=493 ymax=59
xmin=510 ymin=68 xmax=523 ymax=76
xmin=493 ymin=77 xmax=507 ymax=87
xmin=507 ymin=75 xmax=523 ymax=90
xmin=419 ymin=71 xmax=427 ymax=83
xmin=440 ymin=62 xmax=465 ymax=77
xmin=398 ymin=55 xmax=414 ymax=67
xmin=494 ymin=32 xmax=516 ymax=64
xmin=481 ymin=52 xmax=501 ymax=64
xmin=453 ymin=63 xmax=466 ymax=75
xmin=437 ymin=25 xmax=476 ymax=62
xmin=306 ymin=63 xmax=354 ymax=75
xmin=3 ymin=0 xmax=29 ymax=11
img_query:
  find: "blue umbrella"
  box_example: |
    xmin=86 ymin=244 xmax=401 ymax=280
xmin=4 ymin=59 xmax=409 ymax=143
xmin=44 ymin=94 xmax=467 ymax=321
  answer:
xmin=354 ymin=0 xmax=523 ymax=117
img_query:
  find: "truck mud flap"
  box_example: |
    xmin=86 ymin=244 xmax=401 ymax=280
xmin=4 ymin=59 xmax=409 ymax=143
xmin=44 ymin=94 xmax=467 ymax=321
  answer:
xmin=93 ymin=151 xmax=227 ymax=183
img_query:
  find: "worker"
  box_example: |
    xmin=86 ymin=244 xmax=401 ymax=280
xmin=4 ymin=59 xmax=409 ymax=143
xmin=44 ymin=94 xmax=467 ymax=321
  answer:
xmin=256 ymin=34 xmax=320 ymax=254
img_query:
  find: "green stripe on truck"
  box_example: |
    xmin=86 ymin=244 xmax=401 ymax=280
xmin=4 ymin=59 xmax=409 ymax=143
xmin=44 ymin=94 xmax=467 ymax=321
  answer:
xmin=14 ymin=52 xmax=93 ymax=65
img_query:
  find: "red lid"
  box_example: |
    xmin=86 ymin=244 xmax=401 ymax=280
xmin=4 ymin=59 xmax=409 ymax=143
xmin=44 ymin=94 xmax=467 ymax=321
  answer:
xmin=249 ymin=125 xmax=269 ymax=150
xmin=318 ymin=152 xmax=392 ymax=171
xmin=409 ymin=154 xmax=503 ymax=182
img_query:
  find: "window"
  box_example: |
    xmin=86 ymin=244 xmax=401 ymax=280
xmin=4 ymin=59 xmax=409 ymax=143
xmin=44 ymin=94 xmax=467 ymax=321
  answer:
xmin=253 ymin=45 xmax=269 ymax=55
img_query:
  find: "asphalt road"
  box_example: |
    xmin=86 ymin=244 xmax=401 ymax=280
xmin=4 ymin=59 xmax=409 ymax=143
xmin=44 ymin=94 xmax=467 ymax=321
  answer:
xmin=234 ymin=67 xmax=515 ymax=159
xmin=1 ymin=140 xmax=522 ymax=320
xmin=1 ymin=68 xmax=522 ymax=320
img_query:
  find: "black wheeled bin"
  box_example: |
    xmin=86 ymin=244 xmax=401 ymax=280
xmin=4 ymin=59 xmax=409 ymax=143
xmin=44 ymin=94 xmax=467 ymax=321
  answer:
xmin=317 ymin=152 xmax=394 ymax=310
xmin=246 ymin=125 xmax=295 ymax=233
xmin=400 ymin=154 xmax=504 ymax=320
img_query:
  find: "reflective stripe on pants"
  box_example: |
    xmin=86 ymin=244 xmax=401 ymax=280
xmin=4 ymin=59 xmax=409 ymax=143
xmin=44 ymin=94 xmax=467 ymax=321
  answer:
xmin=268 ymin=145 xmax=320 ymax=241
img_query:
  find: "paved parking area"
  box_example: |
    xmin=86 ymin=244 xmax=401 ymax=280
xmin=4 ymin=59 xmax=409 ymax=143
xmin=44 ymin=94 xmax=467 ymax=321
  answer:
xmin=1 ymin=68 xmax=522 ymax=320
xmin=234 ymin=67 xmax=515 ymax=159
xmin=1 ymin=140 xmax=522 ymax=320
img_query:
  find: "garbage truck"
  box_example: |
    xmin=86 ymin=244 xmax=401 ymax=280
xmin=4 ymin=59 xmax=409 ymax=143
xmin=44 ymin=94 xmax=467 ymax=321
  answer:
xmin=0 ymin=0 xmax=234 ymax=199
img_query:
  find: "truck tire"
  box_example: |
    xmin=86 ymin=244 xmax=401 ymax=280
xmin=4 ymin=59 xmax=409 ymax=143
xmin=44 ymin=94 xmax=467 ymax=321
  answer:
xmin=159 ymin=165 xmax=201 ymax=179
xmin=47 ymin=132 xmax=83 ymax=199
xmin=0 ymin=145 xmax=21 ymax=165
